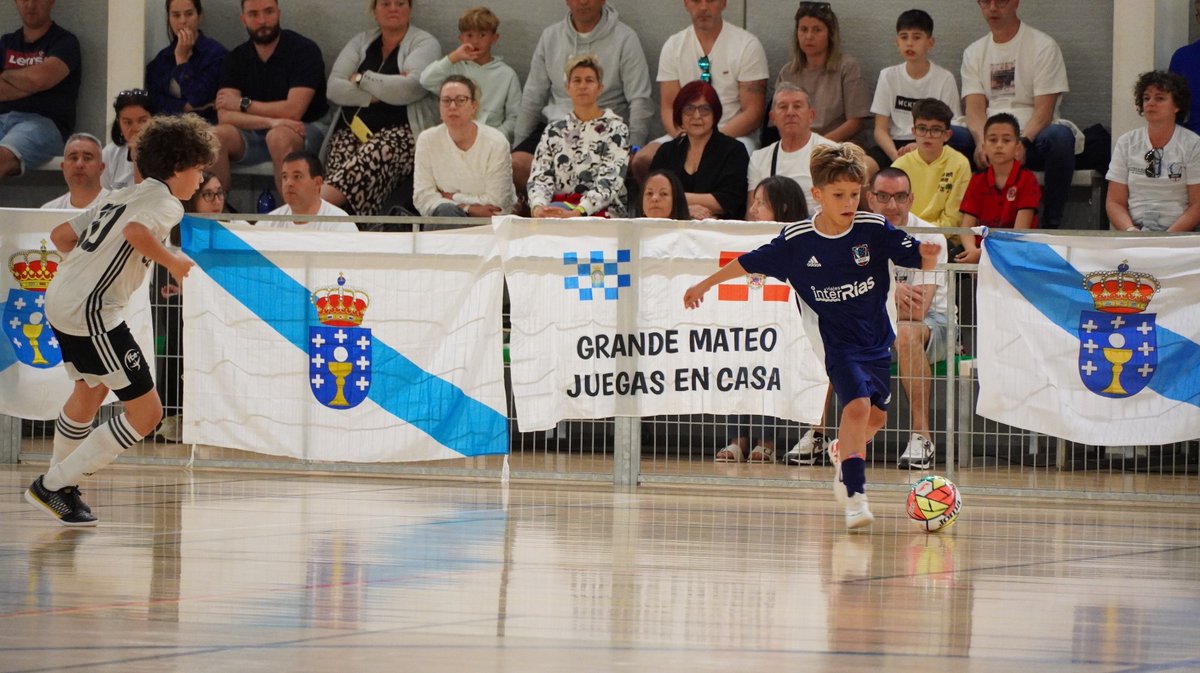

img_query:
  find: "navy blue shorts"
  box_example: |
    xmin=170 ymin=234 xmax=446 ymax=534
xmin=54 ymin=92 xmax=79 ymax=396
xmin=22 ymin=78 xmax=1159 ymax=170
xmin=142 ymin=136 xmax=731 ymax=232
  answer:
xmin=827 ymin=356 xmax=891 ymax=411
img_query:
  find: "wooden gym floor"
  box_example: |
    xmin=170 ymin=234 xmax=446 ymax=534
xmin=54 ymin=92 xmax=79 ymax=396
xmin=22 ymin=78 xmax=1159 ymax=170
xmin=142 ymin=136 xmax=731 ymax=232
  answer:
xmin=1 ymin=463 xmax=1198 ymax=673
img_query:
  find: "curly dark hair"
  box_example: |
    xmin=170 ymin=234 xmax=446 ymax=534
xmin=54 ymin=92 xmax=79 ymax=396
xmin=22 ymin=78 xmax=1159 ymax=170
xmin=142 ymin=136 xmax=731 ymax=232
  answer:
xmin=135 ymin=113 xmax=219 ymax=182
xmin=1135 ymin=70 xmax=1191 ymax=125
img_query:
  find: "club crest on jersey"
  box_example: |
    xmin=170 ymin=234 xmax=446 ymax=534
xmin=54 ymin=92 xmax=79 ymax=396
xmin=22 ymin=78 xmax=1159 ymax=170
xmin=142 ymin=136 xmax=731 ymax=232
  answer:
xmin=852 ymin=244 xmax=870 ymax=267
xmin=5 ymin=242 xmax=62 ymax=368
xmin=309 ymin=274 xmax=371 ymax=410
xmin=1077 ymin=262 xmax=1158 ymax=398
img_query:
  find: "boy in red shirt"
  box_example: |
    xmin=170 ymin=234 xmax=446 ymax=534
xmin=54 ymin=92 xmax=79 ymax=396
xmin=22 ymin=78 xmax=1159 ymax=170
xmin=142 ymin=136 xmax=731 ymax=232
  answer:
xmin=955 ymin=113 xmax=1041 ymax=263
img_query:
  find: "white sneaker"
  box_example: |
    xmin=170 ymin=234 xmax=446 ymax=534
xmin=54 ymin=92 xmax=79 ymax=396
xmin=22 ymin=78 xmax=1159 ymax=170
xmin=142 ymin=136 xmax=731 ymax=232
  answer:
xmin=786 ymin=429 xmax=827 ymax=465
xmin=828 ymin=439 xmax=846 ymax=505
xmin=898 ymin=433 xmax=935 ymax=469
xmin=845 ymin=493 xmax=875 ymax=530
xmin=156 ymin=415 xmax=182 ymax=443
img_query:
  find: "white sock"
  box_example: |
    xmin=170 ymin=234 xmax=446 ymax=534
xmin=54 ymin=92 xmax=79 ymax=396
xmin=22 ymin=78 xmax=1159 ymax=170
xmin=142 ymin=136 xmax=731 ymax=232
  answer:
xmin=51 ymin=412 xmax=93 ymax=471
xmin=43 ymin=414 xmax=143 ymax=491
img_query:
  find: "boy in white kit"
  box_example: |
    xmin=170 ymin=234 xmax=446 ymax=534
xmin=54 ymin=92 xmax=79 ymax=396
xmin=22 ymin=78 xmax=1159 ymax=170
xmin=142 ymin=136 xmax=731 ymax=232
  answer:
xmin=25 ymin=114 xmax=218 ymax=526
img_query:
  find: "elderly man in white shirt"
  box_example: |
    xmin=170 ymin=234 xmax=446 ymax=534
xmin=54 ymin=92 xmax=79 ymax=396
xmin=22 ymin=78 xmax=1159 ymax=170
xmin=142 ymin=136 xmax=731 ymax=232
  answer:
xmin=41 ymin=133 xmax=108 ymax=210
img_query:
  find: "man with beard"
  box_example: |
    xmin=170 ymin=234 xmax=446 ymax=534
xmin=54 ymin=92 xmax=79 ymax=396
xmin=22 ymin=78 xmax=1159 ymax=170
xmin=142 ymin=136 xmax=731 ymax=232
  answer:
xmin=210 ymin=0 xmax=328 ymax=199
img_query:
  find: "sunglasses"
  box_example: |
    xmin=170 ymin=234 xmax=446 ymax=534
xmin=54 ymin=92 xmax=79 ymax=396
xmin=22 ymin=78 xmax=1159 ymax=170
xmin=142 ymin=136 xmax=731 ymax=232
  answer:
xmin=698 ymin=55 xmax=712 ymax=84
xmin=1144 ymin=148 xmax=1163 ymax=178
xmin=116 ymin=88 xmax=149 ymax=99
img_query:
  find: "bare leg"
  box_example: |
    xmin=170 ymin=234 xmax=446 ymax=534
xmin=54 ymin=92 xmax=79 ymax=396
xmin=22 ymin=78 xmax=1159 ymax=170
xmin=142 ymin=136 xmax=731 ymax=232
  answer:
xmin=210 ymin=124 xmax=244 ymax=197
xmin=896 ymin=322 xmax=933 ymax=439
xmin=320 ymin=183 xmax=347 ymax=208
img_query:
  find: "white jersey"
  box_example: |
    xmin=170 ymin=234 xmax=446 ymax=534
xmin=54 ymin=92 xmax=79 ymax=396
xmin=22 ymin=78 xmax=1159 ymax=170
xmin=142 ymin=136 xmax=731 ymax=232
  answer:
xmin=260 ymin=200 xmax=357 ymax=232
xmin=45 ymin=178 xmax=183 ymax=337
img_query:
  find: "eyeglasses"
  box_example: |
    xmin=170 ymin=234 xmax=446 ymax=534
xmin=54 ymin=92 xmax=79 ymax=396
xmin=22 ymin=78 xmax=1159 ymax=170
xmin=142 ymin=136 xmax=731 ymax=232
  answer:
xmin=698 ymin=55 xmax=712 ymax=84
xmin=1144 ymin=148 xmax=1163 ymax=178
xmin=913 ymin=124 xmax=948 ymax=137
xmin=977 ymin=0 xmax=1012 ymax=7
xmin=870 ymin=190 xmax=911 ymax=204
xmin=199 ymin=189 xmax=227 ymax=202
xmin=682 ymin=104 xmax=713 ymax=117
xmin=439 ymin=95 xmax=473 ymax=107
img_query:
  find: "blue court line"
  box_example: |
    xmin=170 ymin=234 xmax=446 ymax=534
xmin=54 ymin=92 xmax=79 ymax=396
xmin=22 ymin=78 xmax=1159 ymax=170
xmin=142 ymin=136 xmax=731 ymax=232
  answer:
xmin=984 ymin=231 xmax=1200 ymax=408
xmin=182 ymin=216 xmax=507 ymax=456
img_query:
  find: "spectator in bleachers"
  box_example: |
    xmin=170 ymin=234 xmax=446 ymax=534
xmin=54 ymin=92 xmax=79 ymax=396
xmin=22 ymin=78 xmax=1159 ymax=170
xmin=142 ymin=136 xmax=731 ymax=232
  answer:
xmin=1106 ymin=70 xmax=1200 ymax=233
xmin=891 ymin=99 xmax=970 ymax=231
xmin=957 ymin=113 xmax=1041 ymax=263
xmin=40 ymin=133 xmax=107 ymax=210
xmin=144 ymin=0 xmax=227 ymax=124
xmin=635 ymin=169 xmax=689 ymax=219
xmin=210 ymin=0 xmax=328 ymax=200
xmin=866 ymin=167 xmax=950 ymax=471
xmin=633 ymin=0 xmax=767 ymax=184
xmin=512 ymin=0 xmax=652 ymax=197
xmin=528 ymin=54 xmax=629 ymax=218
xmin=747 ymin=82 xmax=833 ymax=208
xmin=869 ymin=9 xmax=965 ymax=170
xmin=260 ymin=150 xmax=357 ymax=232
xmin=321 ymin=0 xmax=439 ymax=217
xmin=418 ymin=6 xmax=520 ymax=145
xmin=1169 ymin=2 xmax=1200 ymax=137
xmin=961 ymin=0 xmax=1081 ymax=230
xmin=101 ymin=88 xmax=155 ymax=191
xmin=776 ymin=1 xmax=870 ymax=145
xmin=413 ymin=75 xmax=515 ymax=219
xmin=0 ymin=0 xmax=81 ymax=182
xmin=649 ymin=80 xmax=749 ymax=220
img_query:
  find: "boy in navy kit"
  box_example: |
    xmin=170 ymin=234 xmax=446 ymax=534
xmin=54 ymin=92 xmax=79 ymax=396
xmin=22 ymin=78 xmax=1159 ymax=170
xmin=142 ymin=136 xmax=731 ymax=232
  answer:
xmin=684 ymin=143 xmax=941 ymax=529
xmin=25 ymin=114 xmax=218 ymax=526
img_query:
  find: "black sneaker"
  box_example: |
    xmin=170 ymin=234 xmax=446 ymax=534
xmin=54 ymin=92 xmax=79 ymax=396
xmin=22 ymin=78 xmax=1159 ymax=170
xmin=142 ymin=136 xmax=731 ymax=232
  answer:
xmin=24 ymin=476 xmax=98 ymax=527
xmin=60 ymin=486 xmax=92 ymax=515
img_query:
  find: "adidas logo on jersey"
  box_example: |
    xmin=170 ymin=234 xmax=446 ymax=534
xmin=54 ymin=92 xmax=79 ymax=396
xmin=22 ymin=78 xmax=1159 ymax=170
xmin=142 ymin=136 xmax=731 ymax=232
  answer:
xmin=806 ymin=256 xmax=821 ymax=267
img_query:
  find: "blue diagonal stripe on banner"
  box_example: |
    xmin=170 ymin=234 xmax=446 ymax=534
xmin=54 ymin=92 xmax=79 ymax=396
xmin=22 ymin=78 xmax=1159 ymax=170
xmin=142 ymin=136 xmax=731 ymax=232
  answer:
xmin=182 ymin=216 xmax=508 ymax=455
xmin=985 ymin=230 xmax=1200 ymax=408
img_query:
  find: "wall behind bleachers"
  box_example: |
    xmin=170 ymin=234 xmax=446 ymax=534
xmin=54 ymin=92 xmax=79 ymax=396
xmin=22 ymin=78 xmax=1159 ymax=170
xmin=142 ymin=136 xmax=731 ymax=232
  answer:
xmin=1 ymin=0 xmax=1116 ymax=208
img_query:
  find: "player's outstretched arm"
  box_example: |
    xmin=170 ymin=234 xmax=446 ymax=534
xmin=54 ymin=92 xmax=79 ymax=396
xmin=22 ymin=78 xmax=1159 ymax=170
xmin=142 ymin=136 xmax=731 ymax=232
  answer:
xmin=918 ymin=240 xmax=941 ymax=271
xmin=684 ymin=259 xmax=747 ymax=309
xmin=125 ymin=221 xmax=194 ymax=283
xmin=50 ymin=222 xmax=78 ymax=254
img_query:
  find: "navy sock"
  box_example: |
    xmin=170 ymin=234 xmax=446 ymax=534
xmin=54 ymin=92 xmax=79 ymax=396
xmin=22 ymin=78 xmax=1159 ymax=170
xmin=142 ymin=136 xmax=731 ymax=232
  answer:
xmin=841 ymin=456 xmax=866 ymax=497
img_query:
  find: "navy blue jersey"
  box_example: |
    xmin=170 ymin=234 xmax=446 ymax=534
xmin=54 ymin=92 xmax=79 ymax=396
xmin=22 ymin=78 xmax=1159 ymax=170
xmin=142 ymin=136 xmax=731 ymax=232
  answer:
xmin=738 ymin=212 xmax=923 ymax=366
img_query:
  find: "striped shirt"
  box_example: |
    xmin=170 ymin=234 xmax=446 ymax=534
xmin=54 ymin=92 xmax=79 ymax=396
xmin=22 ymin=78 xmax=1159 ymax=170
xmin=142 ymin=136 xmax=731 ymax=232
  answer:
xmin=45 ymin=178 xmax=182 ymax=337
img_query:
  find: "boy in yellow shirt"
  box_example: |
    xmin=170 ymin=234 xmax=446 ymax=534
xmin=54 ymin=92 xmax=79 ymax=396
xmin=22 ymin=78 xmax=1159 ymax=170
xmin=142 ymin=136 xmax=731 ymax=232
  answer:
xmin=891 ymin=98 xmax=970 ymax=236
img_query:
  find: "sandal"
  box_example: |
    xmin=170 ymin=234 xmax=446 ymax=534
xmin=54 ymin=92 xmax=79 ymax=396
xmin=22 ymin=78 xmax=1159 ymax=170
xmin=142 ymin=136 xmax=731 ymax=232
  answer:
xmin=714 ymin=443 xmax=744 ymax=463
xmin=748 ymin=444 xmax=775 ymax=463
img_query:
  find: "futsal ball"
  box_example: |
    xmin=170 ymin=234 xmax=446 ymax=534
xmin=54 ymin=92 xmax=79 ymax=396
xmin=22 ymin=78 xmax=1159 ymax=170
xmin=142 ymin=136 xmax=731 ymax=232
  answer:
xmin=906 ymin=475 xmax=962 ymax=532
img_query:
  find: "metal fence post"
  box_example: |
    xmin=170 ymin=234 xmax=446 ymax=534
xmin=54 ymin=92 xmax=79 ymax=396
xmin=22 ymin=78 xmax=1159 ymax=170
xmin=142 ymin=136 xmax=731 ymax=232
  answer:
xmin=613 ymin=416 xmax=641 ymax=487
xmin=0 ymin=414 xmax=20 ymax=464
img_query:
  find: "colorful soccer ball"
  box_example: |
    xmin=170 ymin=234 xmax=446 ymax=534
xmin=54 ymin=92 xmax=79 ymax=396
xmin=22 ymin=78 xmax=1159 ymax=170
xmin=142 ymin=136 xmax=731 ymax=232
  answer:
xmin=906 ymin=475 xmax=962 ymax=532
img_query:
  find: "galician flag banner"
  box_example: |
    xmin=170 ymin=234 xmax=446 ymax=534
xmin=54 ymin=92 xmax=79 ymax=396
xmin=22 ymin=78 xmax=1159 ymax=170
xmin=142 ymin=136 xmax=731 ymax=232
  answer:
xmin=494 ymin=216 xmax=828 ymax=432
xmin=977 ymin=230 xmax=1200 ymax=445
xmin=1 ymin=208 xmax=153 ymax=420
xmin=182 ymin=217 xmax=508 ymax=462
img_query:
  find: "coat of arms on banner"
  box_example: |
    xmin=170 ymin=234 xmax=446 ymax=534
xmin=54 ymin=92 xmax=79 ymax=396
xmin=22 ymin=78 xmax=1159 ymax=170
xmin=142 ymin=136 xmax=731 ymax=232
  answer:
xmin=309 ymin=274 xmax=371 ymax=409
xmin=1078 ymin=262 xmax=1159 ymax=398
xmin=5 ymin=241 xmax=62 ymax=369
xmin=563 ymin=250 xmax=631 ymax=301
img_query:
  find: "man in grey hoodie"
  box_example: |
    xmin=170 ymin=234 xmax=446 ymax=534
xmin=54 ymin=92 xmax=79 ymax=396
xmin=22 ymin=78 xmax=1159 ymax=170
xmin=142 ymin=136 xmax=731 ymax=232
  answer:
xmin=511 ymin=0 xmax=653 ymax=194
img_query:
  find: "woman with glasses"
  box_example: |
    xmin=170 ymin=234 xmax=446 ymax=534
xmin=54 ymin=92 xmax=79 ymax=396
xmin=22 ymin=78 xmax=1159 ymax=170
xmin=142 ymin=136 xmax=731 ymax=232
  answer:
xmin=321 ymin=0 xmax=440 ymax=216
xmin=144 ymin=0 xmax=227 ymax=124
xmin=1106 ymin=70 xmax=1200 ymax=233
xmin=413 ymin=75 xmax=515 ymax=221
xmin=528 ymin=55 xmax=629 ymax=218
xmin=102 ymin=89 xmax=156 ymax=191
xmin=776 ymin=2 xmax=870 ymax=145
xmin=649 ymin=80 xmax=749 ymax=220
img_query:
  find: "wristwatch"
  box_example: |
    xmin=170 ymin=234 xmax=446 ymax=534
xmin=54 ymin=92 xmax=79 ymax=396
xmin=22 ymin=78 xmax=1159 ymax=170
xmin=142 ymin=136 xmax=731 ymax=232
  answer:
xmin=1020 ymin=136 xmax=1034 ymax=151
xmin=239 ymin=96 xmax=252 ymax=112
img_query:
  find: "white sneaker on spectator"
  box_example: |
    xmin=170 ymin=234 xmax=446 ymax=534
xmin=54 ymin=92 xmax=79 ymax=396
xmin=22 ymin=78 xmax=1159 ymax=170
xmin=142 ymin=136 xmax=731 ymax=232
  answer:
xmin=898 ymin=433 xmax=935 ymax=469
xmin=845 ymin=493 xmax=875 ymax=530
xmin=786 ymin=429 xmax=827 ymax=465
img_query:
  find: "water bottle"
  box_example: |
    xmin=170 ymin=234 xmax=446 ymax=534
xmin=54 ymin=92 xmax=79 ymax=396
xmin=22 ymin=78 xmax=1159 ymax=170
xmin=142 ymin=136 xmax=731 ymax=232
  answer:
xmin=256 ymin=188 xmax=277 ymax=213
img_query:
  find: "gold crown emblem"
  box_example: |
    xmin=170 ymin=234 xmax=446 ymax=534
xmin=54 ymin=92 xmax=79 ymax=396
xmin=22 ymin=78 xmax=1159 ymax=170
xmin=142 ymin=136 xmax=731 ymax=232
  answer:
xmin=9 ymin=240 xmax=61 ymax=292
xmin=311 ymin=273 xmax=369 ymax=326
xmin=1082 ymin=261 xmax=1159 ymax=314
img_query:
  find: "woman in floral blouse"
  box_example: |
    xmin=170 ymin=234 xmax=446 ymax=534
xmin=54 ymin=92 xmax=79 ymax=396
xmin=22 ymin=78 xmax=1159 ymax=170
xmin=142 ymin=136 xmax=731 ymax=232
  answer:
xmin=528 ymin=54 xmax=629 ymax=218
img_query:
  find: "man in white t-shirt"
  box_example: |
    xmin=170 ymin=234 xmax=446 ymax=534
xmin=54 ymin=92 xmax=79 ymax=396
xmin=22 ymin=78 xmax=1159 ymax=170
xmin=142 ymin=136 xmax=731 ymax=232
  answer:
xmin=747 ymin=83 xmax=834 ymax=206
xmin=961 ymin=0 xmax=1080 ymax=229
xmin=868 ymin=167 xmax=951 ymax=470
xmin=631 ymin=0 xmax=768 ymax=183
xmin=261 ymin=151 xmax=357 ymax=232
xmin=41 ymin=133 xmax=108 ymax=210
